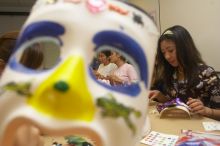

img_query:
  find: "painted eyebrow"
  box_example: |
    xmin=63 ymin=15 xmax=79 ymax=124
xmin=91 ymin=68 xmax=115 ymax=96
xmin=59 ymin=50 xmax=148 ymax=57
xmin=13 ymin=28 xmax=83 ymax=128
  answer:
xmin=93 ymin=31 xmax=148 ymax=87
xmin=15 ymin=21 xmax=65 ymax=52
xmin=8 ymin=21 xmax=65 ymax=73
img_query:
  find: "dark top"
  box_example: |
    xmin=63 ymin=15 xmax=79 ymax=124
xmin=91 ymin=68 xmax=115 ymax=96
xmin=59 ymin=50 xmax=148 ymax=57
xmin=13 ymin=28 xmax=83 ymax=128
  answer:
xmin=161 ymin=64 xmax=220 ymax=108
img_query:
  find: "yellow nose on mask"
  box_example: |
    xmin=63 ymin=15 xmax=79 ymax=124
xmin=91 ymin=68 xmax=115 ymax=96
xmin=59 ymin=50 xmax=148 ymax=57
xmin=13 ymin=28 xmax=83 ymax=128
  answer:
xmin=28 ymin=56 xmax=95 ymax=121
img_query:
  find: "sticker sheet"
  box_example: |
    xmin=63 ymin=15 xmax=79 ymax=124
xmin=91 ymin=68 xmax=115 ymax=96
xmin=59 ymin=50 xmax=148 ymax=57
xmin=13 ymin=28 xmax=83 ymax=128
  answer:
xmin=140 ymin=131 xmax=179 ymax=146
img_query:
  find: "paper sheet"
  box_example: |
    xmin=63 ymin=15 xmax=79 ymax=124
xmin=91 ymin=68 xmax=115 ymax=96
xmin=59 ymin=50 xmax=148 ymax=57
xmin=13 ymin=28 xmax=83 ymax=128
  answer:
xmin=203 ymin=122 xmax=220 ymax=131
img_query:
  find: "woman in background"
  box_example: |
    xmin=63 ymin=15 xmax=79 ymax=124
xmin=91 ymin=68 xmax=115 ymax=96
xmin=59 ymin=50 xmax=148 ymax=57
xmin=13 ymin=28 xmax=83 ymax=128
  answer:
xmin=94 ymin=50 xmax=117 ymax=81
xmin=0 ymin=31 xmax=44 ymax=146
xmin=149 ymin=25 xmax=220 ymax=120
xmin=108 ymin=51 xmax=138 ymax=86
xmin=0 ymin=31 xmax=18 ymax=76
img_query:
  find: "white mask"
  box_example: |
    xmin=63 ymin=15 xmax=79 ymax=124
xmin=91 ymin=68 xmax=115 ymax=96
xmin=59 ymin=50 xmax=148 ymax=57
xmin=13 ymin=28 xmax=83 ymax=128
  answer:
xmin=0 ymin=0 xmax=158 ymax=146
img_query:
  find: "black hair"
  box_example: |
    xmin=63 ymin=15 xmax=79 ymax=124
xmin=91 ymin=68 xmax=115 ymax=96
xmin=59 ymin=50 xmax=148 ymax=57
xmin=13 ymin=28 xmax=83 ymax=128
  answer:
xmin=0 ymin=31 xmax=19 ymax=62
xmin=157 ymin=25 xmax=205 ymax=90
xmin=100 ymin=50 xmax=111 ymax=57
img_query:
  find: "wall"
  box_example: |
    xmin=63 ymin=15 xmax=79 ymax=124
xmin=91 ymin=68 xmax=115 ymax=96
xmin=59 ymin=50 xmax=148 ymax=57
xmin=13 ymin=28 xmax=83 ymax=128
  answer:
xmin=159 ymin=0 xmax=220 ymax=71
xmin=0 ymin=15 xmax=27 ymax=36
xmin=130 ymin=0 xmax=220 ymax=71
xmin=1 ymin=0 xmax=220 ymax=70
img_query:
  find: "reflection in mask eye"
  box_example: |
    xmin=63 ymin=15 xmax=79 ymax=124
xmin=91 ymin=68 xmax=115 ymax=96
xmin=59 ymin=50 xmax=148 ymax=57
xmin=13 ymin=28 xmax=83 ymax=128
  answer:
xmin=90 ymin=46 xmax=139 ymax=87
xmin=17 ymin=39 xmax=61 ymax=71
xmin=19 ymin=43 xmax=44 ymax=69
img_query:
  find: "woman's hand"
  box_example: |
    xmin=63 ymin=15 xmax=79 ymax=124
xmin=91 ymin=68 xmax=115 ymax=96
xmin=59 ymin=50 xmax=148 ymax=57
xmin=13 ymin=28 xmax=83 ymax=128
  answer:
xmin=187 ymin=97 xmax=220 ymax=120
xmin=14 ymin=125 xmax=44 ymax=146
xmin=187 ymin=97 xmax=208 ymax=115
xmin=148 ymin=90 xmax=160 ymax=100
xmin=93 ymin=70 xmax=101 ymax=79
xmin=108 ymin=75 xmax=123 ymax=85
xmin=148 ymin=90 xmax=169 ymax=103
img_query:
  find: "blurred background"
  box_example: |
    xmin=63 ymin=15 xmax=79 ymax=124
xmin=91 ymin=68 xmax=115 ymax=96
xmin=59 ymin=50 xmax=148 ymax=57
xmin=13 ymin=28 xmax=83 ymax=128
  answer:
xmin=0 ymin=0 xmax=220 ymax=71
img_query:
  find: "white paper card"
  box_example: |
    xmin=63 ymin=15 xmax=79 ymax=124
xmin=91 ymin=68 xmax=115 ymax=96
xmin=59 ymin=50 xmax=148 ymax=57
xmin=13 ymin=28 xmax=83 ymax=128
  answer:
xmin=203 ymin=122 xmax=220 ymax=131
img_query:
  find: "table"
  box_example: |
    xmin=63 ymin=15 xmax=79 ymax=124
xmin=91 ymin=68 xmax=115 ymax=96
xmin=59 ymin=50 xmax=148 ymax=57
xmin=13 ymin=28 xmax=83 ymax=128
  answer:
xmin=138 ymin=104 xmax=220 ymax=146
xmin=43 ymin=104 xmax=220 ymax=146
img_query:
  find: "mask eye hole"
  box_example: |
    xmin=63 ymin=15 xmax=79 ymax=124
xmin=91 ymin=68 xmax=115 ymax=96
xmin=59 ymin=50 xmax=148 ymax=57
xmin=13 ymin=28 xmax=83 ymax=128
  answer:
xmin=12 ymin=37 xmax=61 ymax=72
xmin=90 ymin=30 xmax=149 ymax=96
xmin=19 ymin=42 xmax=44 ymax=70
xmin=90 ymin=45 xmax=140 ymax=88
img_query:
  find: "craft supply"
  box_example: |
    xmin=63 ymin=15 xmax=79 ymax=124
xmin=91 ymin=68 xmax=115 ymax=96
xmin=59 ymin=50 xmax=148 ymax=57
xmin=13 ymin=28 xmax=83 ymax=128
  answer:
xmin=156 ymin=98 xmax=191 ymax=118
xmin=203 ymin=122 xmax=220 ymax=131
xmin=140 ymin=131 xmax=179 ymax=146
xmin=177 ymin=129 xmax=220 ymax=146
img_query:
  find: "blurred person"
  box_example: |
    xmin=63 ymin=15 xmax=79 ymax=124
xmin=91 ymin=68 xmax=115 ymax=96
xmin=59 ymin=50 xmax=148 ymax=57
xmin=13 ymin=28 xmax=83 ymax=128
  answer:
xmin=108 ymin=51 xmax=138 ymax=85
xmin=93 ymin=50 xmax=117 ymax=81
xmin=0 ymin=31 xmax=44 ymax=146
xmin=0 ymin=31 xmax=18 ymax=76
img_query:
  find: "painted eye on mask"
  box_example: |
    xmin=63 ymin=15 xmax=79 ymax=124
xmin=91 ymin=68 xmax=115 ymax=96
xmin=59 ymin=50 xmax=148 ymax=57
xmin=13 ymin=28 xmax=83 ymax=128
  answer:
xmin=13 ymin=37 xmax=61 ymax=72
xmin=89 ymin=31 xmax=149 ymax=96
xmin=8 ymin=21 xmax=64 ymax=73
xmin=91 ymin=45 xmax=140 ymax=84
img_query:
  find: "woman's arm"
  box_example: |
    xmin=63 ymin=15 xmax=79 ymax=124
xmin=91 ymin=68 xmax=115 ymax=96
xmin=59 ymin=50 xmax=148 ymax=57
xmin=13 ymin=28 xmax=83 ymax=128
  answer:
xmin=187 ymin=98 xmax=220 ymax=120
xmin=108 ymin=74 xmax=124 ymax=85
xmin=197 ymin=65 xmax=220 ymax=108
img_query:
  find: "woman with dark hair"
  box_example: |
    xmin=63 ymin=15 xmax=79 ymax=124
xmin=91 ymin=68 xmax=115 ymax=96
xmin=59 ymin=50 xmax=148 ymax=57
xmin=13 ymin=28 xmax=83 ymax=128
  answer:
xmin=20 ymin=43 xmax=44 ymax=69
xmin=0 ymin=31 xmax=44 ymax=146
xmin=95 ymin=50 xmax=117 ymax=78
xmin=108 ymin=51 xmax=138 ymax=85
xmin=93 ymin=50 xmax=118 ymax=85
xmin=0 ymin=31 xmax=19 ymax=76
xmin=149 ymin=25 xmax=220 ymax=120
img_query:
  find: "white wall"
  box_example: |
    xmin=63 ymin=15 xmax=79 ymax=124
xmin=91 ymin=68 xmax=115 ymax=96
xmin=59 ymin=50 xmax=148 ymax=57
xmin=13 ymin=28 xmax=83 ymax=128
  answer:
xmin=130 ymin=0 xmax=220 ymax=71
xmin=159 ymin=0 xmax=220 ymax=71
